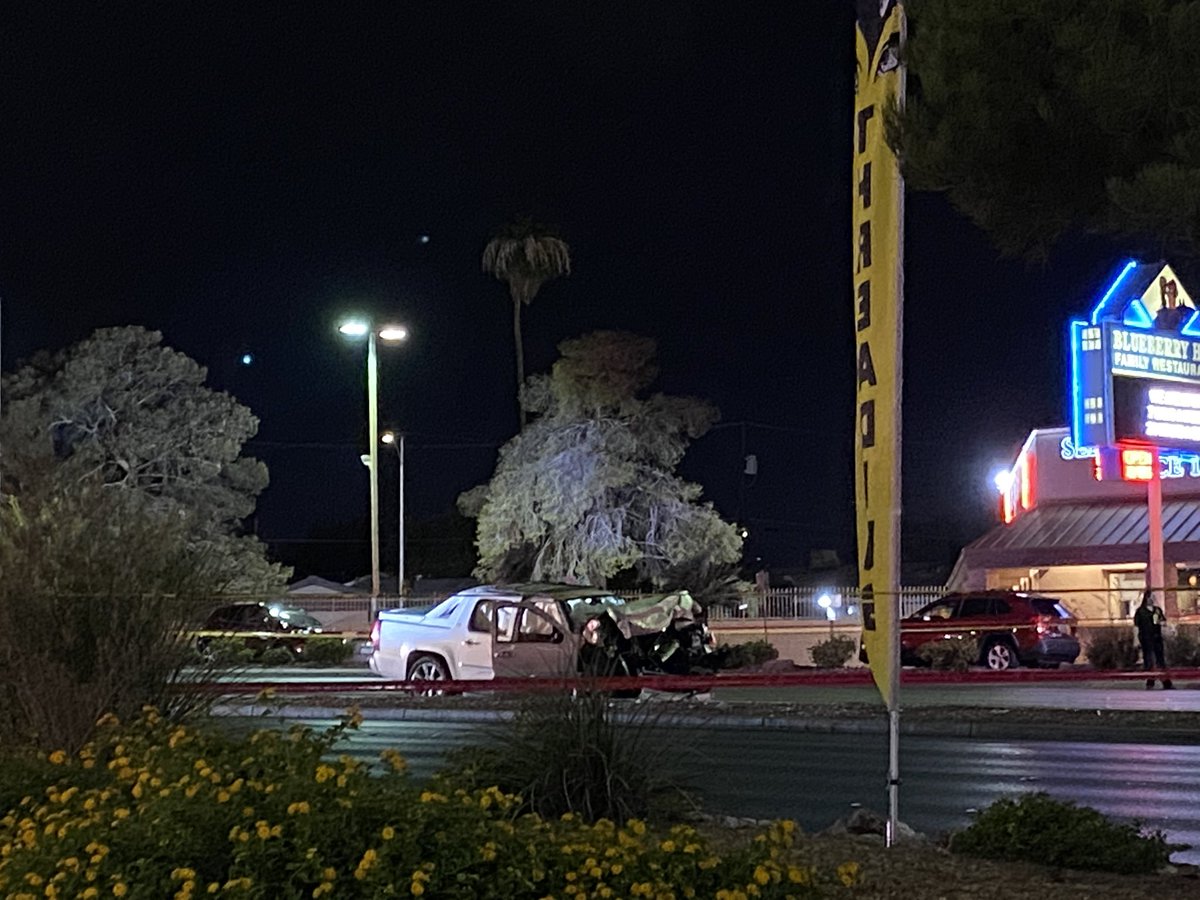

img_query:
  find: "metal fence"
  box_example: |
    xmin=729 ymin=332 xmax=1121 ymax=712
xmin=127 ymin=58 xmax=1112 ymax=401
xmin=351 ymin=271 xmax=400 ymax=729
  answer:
xmin=704 ymin=586 xmax=945 ymax=623
xmin=209 ymin=586 xmax=947 ymax=626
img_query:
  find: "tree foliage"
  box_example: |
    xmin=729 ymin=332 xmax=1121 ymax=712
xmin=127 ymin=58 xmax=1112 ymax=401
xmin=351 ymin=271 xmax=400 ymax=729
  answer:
xmin=460 ymin=331 xmax=743 ymax=590
xmin=482 ymin=217 xmax=571 ymax=425
xmin=0 ymin=326 xmax=286 ymax=592
xmin=896 ymin=0 xmax=1200 ymax=259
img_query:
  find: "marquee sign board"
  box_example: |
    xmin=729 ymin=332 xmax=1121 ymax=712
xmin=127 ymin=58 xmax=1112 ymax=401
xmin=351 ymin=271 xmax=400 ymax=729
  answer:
xmin=1070 ymin=261 xmax=1200 ymax=454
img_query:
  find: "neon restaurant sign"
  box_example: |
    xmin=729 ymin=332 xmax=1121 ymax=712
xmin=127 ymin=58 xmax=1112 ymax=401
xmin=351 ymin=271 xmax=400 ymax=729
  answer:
xmin=1059 ymin=435 xmax=1200 ymax=479
xmin=1070 ymin=260 xmax=1200 ymax=464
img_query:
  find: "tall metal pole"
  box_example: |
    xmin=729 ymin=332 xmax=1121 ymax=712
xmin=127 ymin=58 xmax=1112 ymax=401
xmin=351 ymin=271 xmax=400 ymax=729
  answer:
xmin=367 ymin=330 xmax=381 ymax=608
xmin=398 ymin=433 xmax=405 ymax=596
xmin=1148 ymin=448 xmax=1168 ymax=613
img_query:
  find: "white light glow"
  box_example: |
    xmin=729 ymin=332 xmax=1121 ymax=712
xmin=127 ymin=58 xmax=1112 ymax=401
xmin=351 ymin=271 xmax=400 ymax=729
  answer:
xmin=1146 ymin=420 xmax=1200 ymax=442
xmin=993 ymin=469 xmax=1013 ymax=493
xmin=381 ymin=431 xmax=396 ymax=445
xmin=817 ymin=593 xmax=832 ymax=609
xmin=378 ymin=325 xmax=408 ymax=342
xmin=338 ymin=320 xmax=370 ymax=337
xmin=1148 ymin=387 xmax=1200 ymax=409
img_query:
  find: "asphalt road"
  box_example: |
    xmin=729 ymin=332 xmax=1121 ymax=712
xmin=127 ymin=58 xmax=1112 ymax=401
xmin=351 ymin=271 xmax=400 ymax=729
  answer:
xmin=231 ymin=666 xmax=1200 ymax=711
xmin=233 ymin=712 xmax=1200 ymax=865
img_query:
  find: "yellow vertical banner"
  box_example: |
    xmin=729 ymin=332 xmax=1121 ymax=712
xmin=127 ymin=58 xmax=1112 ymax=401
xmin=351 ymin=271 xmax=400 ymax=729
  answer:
xmin=853 ymin=1 xmax=905 ymax=707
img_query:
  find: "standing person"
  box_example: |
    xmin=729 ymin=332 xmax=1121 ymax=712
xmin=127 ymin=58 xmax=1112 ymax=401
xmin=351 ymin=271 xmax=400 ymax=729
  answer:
xmin=1134 ymin=590 xmax=1174 ymax=689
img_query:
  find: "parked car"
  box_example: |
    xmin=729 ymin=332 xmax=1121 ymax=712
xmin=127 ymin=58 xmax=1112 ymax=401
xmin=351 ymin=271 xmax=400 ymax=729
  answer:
xmin=198 ymin=602 xmax=326 ymax=658
xmin=861 ymin=591 xmax=1081 ymax=670
xmin=369 ymin=583 xmax=717 ymax=684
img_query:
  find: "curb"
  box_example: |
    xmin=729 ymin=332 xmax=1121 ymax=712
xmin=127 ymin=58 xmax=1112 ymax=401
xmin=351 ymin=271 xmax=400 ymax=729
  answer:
xmin=212 ymin=704 xmax=1200 ymax=744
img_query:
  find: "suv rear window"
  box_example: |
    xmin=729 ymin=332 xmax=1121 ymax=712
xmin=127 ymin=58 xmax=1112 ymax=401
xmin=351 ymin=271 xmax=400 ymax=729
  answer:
xmin=1029 ymin=598 xmax=1071 ymax=618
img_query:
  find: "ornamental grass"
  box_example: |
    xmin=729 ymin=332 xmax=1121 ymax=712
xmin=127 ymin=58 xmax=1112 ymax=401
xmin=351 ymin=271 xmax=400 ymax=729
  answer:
xmin=0 ymin=708 xmax=859 ymax=899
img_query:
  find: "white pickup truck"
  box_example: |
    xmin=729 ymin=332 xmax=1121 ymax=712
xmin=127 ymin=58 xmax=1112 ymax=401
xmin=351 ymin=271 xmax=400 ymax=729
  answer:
xmin=368 ymin=583 xmax=714 ymax=684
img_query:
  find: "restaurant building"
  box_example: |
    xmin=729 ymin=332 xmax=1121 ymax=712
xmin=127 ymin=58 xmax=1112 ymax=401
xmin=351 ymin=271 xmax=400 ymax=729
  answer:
xmin=947 ymin=426 xmax=1200 ymax=620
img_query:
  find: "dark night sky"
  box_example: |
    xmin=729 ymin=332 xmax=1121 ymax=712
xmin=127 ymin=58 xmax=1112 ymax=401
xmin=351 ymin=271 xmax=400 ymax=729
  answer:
xmin=1 ymin=3 xmax=1126 ymax=579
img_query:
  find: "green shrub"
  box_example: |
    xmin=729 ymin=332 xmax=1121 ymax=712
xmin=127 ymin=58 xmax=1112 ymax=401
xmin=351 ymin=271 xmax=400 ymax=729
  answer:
xmin=441 ymin=687 xmax=693 ymax=824
xmin=949 ymin=793 xmax=1173 ymax=874
xmin=0 ymin=709 xmax=855 ymax=898
xmin=197 ymin=637 xmax=257 ymax=667
xmin=0 ymin=485 xmax=234 ymax=752
xmin=917 ymin=637 xmax=979 ymax=671
xmin=259 ymin=645 xmax=296 ymax=666
xmin=302 ymin=636 xmax=356 ymax=666
xmin=1165 ymin=624 xmax=1200 ymax=667
xmin=1085 ymin=629 xmax=1140 ymax=669
xmin=809 ymin=635 xmax=856 ymax=668
xmin=718 ymin=639 xmax=779 ymax=669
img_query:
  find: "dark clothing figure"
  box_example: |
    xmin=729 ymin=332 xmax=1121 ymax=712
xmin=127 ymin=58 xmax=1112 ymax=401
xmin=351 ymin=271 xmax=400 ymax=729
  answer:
xmin=1134 ymin=593 xmax=1174 ymax=689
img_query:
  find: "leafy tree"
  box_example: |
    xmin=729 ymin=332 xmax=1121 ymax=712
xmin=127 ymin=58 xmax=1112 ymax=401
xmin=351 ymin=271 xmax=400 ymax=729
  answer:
xmin=459 ymin=331 xmax=743 ymax=591
xmin=0 ymin=326 xmax=286 ymax=592
xmin=895 ymin=0 xmax=1200 ymax=259
xmin=482 ymin=218 xmax=571 ymax=425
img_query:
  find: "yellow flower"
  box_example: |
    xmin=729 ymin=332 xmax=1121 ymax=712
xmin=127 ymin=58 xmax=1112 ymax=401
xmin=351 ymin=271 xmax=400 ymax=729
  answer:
xmin=171 ymin=868 xmax=197 ymax=881
xmin=753 ymin=865 xmax=771 ymax=886
xmin=321 ymin=868 xmax=336 ymax=882
xmin=112 ymin=884 xmax=128 ymax=897
xmin=410 ymin=883 xmax=424 ymax=897
xmin=660 ymin=840 xmax=676 ymax=853
xmin=48 ymin=750 xmax=67 ymax=766
xmin=287 ymin=802 xmax=310 ymax=816
xmin=381 ymin=749 xmax=406 ymax=772
xmin=381 ymin=826 xmax=395 ymax=841
xmin=315 ymin=765 xmax=336 ymax=784
xmin=628 ymin=819 xmax=646 ymax=836
xmin=786 ymin=866 xmax=810 ymax=885
xmin=312 ymin=884 xmax=333 ymax=898
xmin=837 ymin=861 xmax=860 ymax=886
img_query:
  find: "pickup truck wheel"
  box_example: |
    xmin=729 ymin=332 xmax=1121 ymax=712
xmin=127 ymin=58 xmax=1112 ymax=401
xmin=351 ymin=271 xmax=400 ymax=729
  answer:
xmin=408 ymin=654 xmax=450 ymax=682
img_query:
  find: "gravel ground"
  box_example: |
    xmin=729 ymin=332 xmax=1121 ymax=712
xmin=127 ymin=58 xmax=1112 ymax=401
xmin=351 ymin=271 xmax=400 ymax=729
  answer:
xmin=797 ymin=833 xmax=1199 ymax=900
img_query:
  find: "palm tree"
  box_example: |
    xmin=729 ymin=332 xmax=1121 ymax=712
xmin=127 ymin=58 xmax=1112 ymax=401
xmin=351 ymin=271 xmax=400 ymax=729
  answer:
xmin=482 ymin=218 xmax=571 ymax=426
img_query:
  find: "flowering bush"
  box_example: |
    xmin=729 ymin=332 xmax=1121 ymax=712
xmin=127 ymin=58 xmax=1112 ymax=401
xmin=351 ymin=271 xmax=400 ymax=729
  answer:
xmin=0 ymin=709 xmax=860 ymax=898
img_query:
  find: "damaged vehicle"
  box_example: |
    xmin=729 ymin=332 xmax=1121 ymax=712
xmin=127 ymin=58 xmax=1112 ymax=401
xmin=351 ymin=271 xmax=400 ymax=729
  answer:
xmin=369 ymin=583 xmax=716 ymax=684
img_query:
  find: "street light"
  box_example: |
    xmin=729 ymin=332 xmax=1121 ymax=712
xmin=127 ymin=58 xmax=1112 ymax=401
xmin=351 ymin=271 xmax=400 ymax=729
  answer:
xmin=382 ymin=430 xmax=405 ymax=596
xmin=337 ymin=317 xmax=408 ymax=606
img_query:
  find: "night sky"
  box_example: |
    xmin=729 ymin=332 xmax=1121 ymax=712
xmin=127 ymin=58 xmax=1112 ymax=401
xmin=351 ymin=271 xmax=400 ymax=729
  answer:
xmin=1 ymin=3 xmax=1129 ymax=581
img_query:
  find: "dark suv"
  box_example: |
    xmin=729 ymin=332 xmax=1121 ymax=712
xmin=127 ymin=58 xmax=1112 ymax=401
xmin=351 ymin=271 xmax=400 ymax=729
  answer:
xmin=896 ymin=592 xmax=1080 ymax=670
xmin=199 ymin=602 xmax=325 ymax=657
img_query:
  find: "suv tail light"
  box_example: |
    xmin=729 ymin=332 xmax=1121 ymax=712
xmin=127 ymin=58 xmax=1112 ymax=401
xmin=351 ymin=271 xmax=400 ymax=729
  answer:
xmin=370 ymin=618 xmax=381 ymax=652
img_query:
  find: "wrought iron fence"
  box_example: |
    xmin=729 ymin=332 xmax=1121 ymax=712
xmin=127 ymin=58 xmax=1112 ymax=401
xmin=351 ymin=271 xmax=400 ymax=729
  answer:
xmin=193 ymin=586 xmax=947 ymax=626
xmin=705 ymin=586 xmax=945 ymax=622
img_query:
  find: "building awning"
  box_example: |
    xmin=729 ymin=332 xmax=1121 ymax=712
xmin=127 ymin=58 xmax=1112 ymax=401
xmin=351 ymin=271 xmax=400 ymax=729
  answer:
xmin=954 ymin=499 xmax=1200 ymax=576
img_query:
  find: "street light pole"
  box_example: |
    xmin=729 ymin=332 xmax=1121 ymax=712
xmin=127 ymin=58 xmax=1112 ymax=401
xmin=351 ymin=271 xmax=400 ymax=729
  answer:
xmin=397 ymin=432 xmax=405 ymax=595
xmin=367 ymin=329 xmax=381 ymax=602
xmin=338 ymin=318 xmax=407 ymax=618
xmin=383 ymin=430 xmax=405 ymax=595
